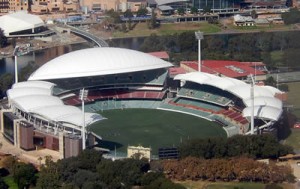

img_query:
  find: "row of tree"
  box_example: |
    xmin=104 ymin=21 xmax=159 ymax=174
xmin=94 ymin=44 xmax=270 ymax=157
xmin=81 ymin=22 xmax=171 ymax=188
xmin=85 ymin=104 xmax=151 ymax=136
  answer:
xmin=162 ymin=156 xmax=295 ymax=183
xmin=179 ymin=134 xmax=293 ymax=159
xmin=134 ymin=30 xmax=300 ymax=70
xmin=36 ymin=149 xmax=184 ymax=189
xmin=0 ymin=28 xmax=8 ymax=48
xmin=0 ymin=60 xmax=38 ymax=98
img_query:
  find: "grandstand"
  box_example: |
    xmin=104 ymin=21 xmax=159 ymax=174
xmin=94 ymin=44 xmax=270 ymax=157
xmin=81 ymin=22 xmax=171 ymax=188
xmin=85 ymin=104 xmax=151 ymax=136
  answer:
xmin=0 ymin=47 xmax=285 ymax=159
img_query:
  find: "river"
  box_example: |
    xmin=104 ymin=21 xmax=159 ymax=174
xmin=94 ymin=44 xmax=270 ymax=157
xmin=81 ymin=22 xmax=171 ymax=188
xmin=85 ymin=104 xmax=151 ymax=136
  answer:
xmin=0 ymin=37 xmax=146 ymax=76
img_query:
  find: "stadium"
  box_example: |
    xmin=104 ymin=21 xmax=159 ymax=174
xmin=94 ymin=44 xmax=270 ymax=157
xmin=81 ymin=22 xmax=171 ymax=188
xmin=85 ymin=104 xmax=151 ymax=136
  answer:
xmin=0 ymin=47 xmax=284 ymax=159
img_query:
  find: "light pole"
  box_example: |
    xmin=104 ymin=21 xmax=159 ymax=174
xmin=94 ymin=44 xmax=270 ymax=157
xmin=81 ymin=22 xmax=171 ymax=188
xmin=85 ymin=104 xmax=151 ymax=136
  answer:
xmin=79 ymin=88 xmax=89 ymax=150
xmin=248 ymin=74 xmax=255 ymax=135
xmin=13 ymin=46 xmax=20 ymax=84
xmin=195 ymin=31 xmax=204 ymax=72
xmin=13 ymin=44 xmax=30 ymax=84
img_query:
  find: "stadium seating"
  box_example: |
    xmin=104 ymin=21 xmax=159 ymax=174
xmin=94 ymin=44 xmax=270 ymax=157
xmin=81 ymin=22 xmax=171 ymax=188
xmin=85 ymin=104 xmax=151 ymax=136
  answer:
xmin=177 ymin=82 xmax=233 ymax=106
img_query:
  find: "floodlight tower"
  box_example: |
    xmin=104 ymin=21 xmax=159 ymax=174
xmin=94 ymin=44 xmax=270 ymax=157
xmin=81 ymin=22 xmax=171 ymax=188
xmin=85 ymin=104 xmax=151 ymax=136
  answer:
xmin=248 ymin=74 xmax=255 ymax=135
xmin=80 ymin=88 xmax=89 ymax=150
xmin=195 ymin=31 xmax=204 ymax=72
xmin=13 ymin=46 xmax=20 ymax=84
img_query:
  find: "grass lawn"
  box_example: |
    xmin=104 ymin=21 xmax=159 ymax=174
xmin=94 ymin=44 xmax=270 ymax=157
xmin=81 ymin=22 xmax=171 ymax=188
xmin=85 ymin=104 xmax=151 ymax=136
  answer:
xmin=270 ymin=50 xmax=284 ymax=67
xmin=287 ymin=82 xmax=300 ymax=119
xmin=112 ymin=22 xmax=221 ymax=38
xmin=285 ymin=128 xmax=300 ymax=150
xmin=178 ymin=180 xmax=294 ymax=189
xmin=3 ymin=176 xmax=18 ymax=189
xmin=89 ymin=109 xmax=226 ymax=154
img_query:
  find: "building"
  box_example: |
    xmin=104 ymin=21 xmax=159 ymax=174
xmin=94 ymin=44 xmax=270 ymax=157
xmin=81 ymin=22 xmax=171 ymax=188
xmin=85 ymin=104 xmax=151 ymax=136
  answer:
xmin=0 ymin=80 xmax=105 ymax=158
xmin=180 ymin=60 xmax=267 ymax=81
xmin=233 ymin=14 xmax=255 ymax=26
xmin=31 ymin=0 xmax=79 ymax=14
xmin=127 ymin=145 xmax=151 ymax=159
xmin=0 ymin=0 xmax=28 ymax=13
xmin=0 ymin=11 xmax=52 ymax=37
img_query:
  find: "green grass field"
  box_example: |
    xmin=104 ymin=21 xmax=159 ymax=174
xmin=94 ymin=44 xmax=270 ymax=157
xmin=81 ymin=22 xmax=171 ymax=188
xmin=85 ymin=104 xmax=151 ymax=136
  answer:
xmin=287 ymin=82 xmax=300 ymax=119
xmin=284 ymin=82 xmax=300 ymax=150
xmin=3 ymin=176 xmax=18 ymax=189
xmin=89 ymin=109 xmax=226 ymax=154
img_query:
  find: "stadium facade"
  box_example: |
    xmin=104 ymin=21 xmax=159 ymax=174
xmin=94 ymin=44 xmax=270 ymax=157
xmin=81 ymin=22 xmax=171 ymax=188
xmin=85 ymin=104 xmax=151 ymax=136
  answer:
xmin=0 ymin=47 xmax=284 ymax=158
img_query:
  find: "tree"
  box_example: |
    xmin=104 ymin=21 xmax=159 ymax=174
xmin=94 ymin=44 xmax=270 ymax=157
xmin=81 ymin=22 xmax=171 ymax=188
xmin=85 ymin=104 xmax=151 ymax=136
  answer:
xmin=177 ymin=8 xmax=185 ymax=15
xmin=0 ymin=73 xmax=13 ymax=98
xmin=251 ymin=10 xmax=257 ymax=19
xmin=19 ymin=61 xmax=39 ymax=82
xmin=13 ymin=162 xmax=37 ymax=189
xmin=0 ymin=27 xmax=7 ymax=48
xmin=0 ymin=178 xmax=8 ymax=189
xmin=148 ymin=9 xmax=158 ymax=29
xmin=106 ymin=9 xmax=121 ymax=24
xmin=283 ymin=48 xmax=300 ymax=69
xmin=123 ymin=9 xmax=133 ymax=18
xmin=137 ymin=8 xmax=148 ymax=17
xmin=190 ymin=7 xmax=198 ymax=15
xmin=282 ymin=8 xmax=300 ymax=24
xmin=36 ymin=156 xmax=61 ymax=189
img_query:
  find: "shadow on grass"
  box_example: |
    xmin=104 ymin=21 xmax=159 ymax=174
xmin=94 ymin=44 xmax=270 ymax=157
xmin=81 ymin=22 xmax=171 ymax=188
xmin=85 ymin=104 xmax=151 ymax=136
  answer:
xmin=277 ymin=110 xmax=295 ymax=140
xmin=95 ymin=138 xmax=123 ymax=151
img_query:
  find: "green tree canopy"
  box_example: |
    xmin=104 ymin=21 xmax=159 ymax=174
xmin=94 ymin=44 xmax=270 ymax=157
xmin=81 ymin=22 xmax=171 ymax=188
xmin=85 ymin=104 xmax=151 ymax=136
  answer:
xmin=0 ymin=28 xmax=7 ymax=48
xmin=282 ymin=8 xmax=300 ymax=24
xmin=123 ymin=9 xmax=133 ymax=18
xmin=137 ymin=8 xmax=148 ymax=17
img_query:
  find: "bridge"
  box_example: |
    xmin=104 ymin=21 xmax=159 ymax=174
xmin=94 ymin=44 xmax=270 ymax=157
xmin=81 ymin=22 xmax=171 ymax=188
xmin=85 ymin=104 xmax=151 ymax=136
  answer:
xmin=66 ymin=25 xmax=109 ymax=47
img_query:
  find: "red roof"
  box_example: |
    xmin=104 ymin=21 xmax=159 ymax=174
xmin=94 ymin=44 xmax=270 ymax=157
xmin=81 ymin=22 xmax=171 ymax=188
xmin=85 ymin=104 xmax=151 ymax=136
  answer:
xmin=169 ymin=67 xmax=186 ymax=76
xmin=181 ymin=60 xmax=266 ymax=78
xmin=148 ymin=51 xmax=169 ymax=60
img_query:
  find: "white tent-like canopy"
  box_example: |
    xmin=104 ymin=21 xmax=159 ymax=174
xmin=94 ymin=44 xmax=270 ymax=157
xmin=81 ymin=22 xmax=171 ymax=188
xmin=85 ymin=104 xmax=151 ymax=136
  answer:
xmin=8 ymin=81 xmax=104 ymax=130
xmin=174 ymin=72 xmax=283 ymax=121
xmin=7 ymin=87 xmax=52 ymax=102
xmin=0 ymin=11 xmax=44 ymax=36
xmin=243 ymin=106 xmax=282 ymax=121
xmin=12 ymin=80 xmax=55 ymax=90
xmin=29 ymin=47 xmax=173 ymax=80
xmin=11 ymin=95 xmax=64 ymax=113
xmin=31 ymin=105 xmax=105 ymax=127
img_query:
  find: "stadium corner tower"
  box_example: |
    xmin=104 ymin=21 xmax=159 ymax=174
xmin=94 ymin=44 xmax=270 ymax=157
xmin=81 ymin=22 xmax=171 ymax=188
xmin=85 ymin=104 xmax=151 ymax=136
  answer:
xmin=0 ymin=47 xmax=173 ymax=159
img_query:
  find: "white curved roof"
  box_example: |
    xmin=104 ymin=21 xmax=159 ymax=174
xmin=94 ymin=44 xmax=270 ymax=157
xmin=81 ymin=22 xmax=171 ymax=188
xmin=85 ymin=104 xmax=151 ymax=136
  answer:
xmin=156 ymin=0 xmax=189 ymax=6
xmin=60 ymin=112 xmax=105 ymax=126
xmin=243 ymin=106 xmax=282 ymax=121
xmin=7 ymin=87 xmax=52 ymax=101
xmin=12 ymin=81 xmax=55 ymax=90
xmin=261 ymin=85 xmax=283 ymax=95
xmin=243 ymin=96 xmax=282 ymax=109
xmin=31 ymin=105 xmax=105 ymax=126
xmin=174 ymin=72 xmax=276 ymax=100
xmin=0 ymin=11 xmax=44 ymax=36
xmin=28 ymin=47 xmax=173 ymax=80
xmin=11 ymin=95 xmax=64 ymax=112
xmin=174 ymin=72 xmax=283 ymax=121
xmin=175 ymin=72 xmax=245 ymax=90
xmin=9 ymin=81 xmax=104 ymax=128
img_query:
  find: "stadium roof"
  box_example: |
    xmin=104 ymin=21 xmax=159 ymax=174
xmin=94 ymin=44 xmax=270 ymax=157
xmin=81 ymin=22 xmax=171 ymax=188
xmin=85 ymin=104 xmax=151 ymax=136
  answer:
xmin=0 ymin=11 xmax=44 ymax=36
xmin=155 ymin=0 xmax=188 ymax=6
xmin=12 ymin=80 xmax=55 ymax=90
xmin=7 ymin=87 xmax=52 ymax=101
xmin=243 ymin=106 xmax=282 ymax=121
xmin=8 ymin=81 xmax=104 ymax=129
xmin=174 ymin=72 xmax=283 ymax=121
xmin=29 ymin=47 xmax=173 ymax=81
